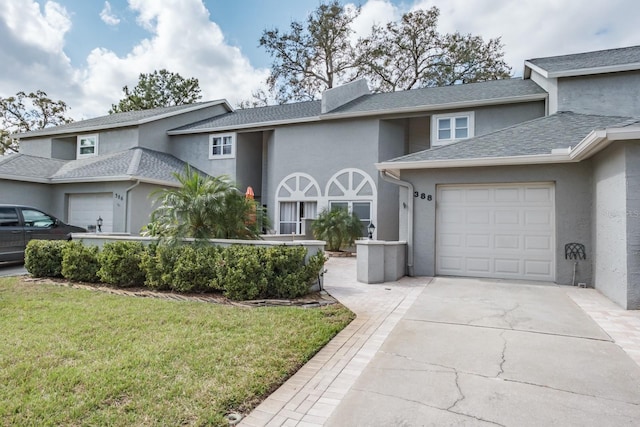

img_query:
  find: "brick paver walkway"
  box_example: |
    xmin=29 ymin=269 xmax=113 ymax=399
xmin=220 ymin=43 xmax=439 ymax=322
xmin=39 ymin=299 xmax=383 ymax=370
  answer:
xmin=239 ymin=257 xmax=428 ymax=427
xmin=566 ymin=287 xmax=640 ymax=367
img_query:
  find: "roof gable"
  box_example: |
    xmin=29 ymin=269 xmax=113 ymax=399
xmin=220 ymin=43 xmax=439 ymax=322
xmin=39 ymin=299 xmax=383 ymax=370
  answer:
xmin=525 ymin=45 xmax=640 ymax=78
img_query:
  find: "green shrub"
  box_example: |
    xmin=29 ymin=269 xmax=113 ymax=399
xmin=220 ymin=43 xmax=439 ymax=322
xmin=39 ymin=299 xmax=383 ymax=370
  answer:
xmin=140 ymin=243 xmax=177 ymax=290
xmin=97 ymin=241 xmax=146 ymax=287
xmin=264 ymin=246 xmax=309 ymax=299
xmin=24 ymin=240 xmax=68 ymax=278
xmin=222 ymin=246 xmax=268 ymax=301
xmin=61 ymin=242 xmax=100 ymax=282
xmin=171 ymin=245 xmax=223 ymax=292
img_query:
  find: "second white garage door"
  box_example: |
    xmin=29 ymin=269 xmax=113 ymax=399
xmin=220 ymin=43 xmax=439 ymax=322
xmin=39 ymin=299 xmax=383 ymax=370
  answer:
xmin=436 ymin=183 xmax=555 ymax=281
xmin=68 ymin=193 xmax=114 ymax=232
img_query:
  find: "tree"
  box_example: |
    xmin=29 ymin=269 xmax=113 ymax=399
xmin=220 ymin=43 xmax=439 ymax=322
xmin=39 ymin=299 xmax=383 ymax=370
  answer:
xmin=109 ymin=69 xmax=202 ymax=114
xmin=144 ymin=166 xmax=264 ymax=243
xmin=312 ymin=207 xmax=363 ymax=252
xmin=356 ymin=8 xmax=512 ymax=92
xmin=0 ymin=90 xmax=73 ymax=154
xmin=259 ymin=1 xmax=358 ymax=104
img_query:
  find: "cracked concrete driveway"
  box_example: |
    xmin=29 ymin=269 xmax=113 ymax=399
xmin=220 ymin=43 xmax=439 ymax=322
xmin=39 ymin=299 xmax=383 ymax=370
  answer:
xmin=326 ymin=277 xmax=640 ymax=426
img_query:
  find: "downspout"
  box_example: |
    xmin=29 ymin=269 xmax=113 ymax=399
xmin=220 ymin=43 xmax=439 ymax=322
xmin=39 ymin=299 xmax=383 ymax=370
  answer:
xmin=379 ymin=170 xmax=414 ymax=276
xmin=124 ymin=180 xmax=141 ymax=233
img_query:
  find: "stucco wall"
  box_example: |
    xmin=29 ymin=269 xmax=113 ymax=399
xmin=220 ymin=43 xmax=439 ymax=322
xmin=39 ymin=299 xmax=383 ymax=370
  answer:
xmin=265 ymin=119 xmax=383 ymax=235
xmin=128 ymin=182 xmax=164 ymax=235
xmin=140 ymin=104 xmax=229 ymax=153
xmin=19 ymin=137 xmax=52 ymax=157
xmin=95 ymin=128 xmax=139 ymax=155
xmin=624 ymin=141 xmax=640 ymax=309
xmin=400 ymin=162 xmax=593 ymax=284
xmin=0 ymin=180 xmax=53 ymax=212
xmin=51 ymin=136 xmax=76 ymax=160
xmin=168 ymin=134 xmax=236 ymax=178
xmin=474 ymin=102 xmax=546 ymax=135
xmin=592 ymin=144 xmax=628 ymax=307
xmin=558 ymin=71 xmax=640 ymax=117
xmin=377 ymin=120 xmax=406 ymax=240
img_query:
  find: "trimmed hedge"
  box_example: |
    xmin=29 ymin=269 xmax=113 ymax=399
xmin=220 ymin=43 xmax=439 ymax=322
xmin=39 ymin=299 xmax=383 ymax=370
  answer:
xmin=24 ymin=240 xmax=68 ymax=278
xmin=26 ymin=241 xmax=325 ymax=301
xmin=97 ymin=241 xmax=146 ymax=287
xmin=61 ymin=242 xmax=100 ymax=283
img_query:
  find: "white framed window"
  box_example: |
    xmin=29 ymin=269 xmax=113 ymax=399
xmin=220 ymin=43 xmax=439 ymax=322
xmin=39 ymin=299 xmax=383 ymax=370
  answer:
xmin=77 ymin=134 xmax=98 ymax=158
xmin=329 ymin=201 xmax=371 ymax=237
xmin=209 ymin=133 xmax=235 ymax=159
xmin=279 ymin=201 xmax=317 ymax=234
xmin=431 ymin=112 xmax=474 ymax=147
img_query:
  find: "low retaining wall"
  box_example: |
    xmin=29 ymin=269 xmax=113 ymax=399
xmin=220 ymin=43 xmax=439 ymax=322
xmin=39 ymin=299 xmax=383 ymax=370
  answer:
xmin=355 ymin=240 xmax=407 ymax=284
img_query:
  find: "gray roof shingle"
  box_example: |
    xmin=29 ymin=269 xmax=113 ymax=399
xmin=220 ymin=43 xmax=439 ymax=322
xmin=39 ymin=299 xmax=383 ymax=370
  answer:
xmin=327 ymin=78 xmax=546 ymax=115
xmin=0 ymin=148 xmax=202 ymax=184
xmin=172 ymin=78 xmax=546 ymax=133
xmin=387 ymin=112 xmax=640 ymax=163
xmin=16 ymin=101 xmax=227 ymax=139
xmin=527 ymin=45 xmax=640 ymax=75
xmin=171 ymin=101 xmax=321 ymax=132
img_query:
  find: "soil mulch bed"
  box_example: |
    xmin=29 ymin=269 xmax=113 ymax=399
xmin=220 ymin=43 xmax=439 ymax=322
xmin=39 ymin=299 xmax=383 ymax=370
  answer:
xmin=21 ymin=276 xmax=337 ymax=308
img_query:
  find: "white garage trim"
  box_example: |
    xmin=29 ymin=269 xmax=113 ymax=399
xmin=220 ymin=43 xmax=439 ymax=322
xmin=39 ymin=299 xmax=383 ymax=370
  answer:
xmin=436 ymin=183 xmax=555 ymax=281
xmin=68 ymin=193 xmax=114 ymax=232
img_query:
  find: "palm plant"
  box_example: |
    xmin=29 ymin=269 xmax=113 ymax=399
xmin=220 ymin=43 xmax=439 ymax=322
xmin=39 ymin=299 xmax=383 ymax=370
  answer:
xmin=144 ymin=166 xmax=264 ymax=242
xmin=312 ymin=207 xmax=363 ymax=252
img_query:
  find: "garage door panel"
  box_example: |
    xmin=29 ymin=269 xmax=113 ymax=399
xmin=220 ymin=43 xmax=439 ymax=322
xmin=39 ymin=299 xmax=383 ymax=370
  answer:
xmin=495 ymin=234 xmax=520 ymax=250
xmin=436 ymin=183 xmax=555 ymax=282
xmin=467 ymin=234 xmax=490 ymax=248
xmin=68 ymin=193 xmax=113 ymax=232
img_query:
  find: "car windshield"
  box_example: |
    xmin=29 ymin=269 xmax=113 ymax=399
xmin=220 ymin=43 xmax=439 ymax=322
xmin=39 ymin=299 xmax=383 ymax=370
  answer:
xmin=22 ymin=209 xmax=55 ymax=228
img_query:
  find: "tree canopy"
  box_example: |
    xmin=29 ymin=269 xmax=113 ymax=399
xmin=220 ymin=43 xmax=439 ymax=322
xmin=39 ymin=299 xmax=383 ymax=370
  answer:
xmin=109 ymin=69 xmax=202 ymax=114
xmin=259 ymin=0 xmax=358 ymax=104
xmin=0 ymin=90 xmax=73 ymax=155
xmin=258 ymin=3 xmax=512 ymax=103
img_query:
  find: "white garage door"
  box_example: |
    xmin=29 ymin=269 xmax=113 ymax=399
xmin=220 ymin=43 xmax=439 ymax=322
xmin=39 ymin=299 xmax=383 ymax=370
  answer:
xmin=68 ymin=193 xmax=114 ymax=232
xmin=436 ymin=183 xmax=555 ymax=281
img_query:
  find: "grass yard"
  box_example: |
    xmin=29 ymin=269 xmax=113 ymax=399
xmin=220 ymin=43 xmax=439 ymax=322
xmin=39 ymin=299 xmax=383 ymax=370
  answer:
xmin=0 ymin=277 xmax=354 ymax=426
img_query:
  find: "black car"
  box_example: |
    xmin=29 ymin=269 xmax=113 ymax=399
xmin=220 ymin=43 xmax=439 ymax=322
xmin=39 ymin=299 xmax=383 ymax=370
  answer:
xmin=0 ymin=205 xmax=87 ymax=262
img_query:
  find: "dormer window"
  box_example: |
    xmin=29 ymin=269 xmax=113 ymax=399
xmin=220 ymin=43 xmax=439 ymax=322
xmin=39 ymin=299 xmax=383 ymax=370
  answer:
xmin=209 ymin=133 xmax=235 ymax=159
xmin=77 ymin=134 xmax=98 ymax=158
xmin=432 ymin=112 xmax=474 ymax=147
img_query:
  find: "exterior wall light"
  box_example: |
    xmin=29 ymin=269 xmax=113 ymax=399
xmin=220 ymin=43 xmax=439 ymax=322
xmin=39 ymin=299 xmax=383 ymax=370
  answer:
xmin=368 ymin=222 xmax=375 ymax=240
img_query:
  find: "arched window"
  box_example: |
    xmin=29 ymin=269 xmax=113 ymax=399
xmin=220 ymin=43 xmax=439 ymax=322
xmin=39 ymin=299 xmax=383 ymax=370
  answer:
xmin=275 ymin=173 xmax=321 ymax=234
xmin=325 ymin=168 xmax=377 ymax=237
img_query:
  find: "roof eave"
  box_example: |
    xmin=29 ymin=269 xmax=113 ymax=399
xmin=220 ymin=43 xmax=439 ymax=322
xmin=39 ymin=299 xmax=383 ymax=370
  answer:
xmin=48 ymin=175 xmax=180 ymax=187
xmin=15 ymin=100 xmax=233 ymax=140
xmin=525 ymin=61 xmax=640 ymax=79
xmin=320 ymin=93 xmax=548 ymax=121
xmin=0 ymin=174 xmax=51 ymax=184
xmin=167 ymin=116 xmax=322 ymax=135
xmin=376 ymin=152 xmax=574 ymax=171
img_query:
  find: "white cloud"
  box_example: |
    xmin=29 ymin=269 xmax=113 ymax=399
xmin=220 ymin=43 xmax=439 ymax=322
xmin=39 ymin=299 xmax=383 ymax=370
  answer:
xmin=412 ymin=0 xmax=640 ymax=76
xmin=100 ymin=1 xmax=120 ymax=26
xmin=1 ymin=0 xmax=269 ymax=119
xmin=349 ymin=0 xmax=400 ymax=42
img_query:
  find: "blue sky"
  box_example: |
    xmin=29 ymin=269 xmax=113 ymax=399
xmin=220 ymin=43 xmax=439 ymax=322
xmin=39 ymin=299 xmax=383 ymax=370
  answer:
xmin=1 ymin=0 xmax=639 ymax=119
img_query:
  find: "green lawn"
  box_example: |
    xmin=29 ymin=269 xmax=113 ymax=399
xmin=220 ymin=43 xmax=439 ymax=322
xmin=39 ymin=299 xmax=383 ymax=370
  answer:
xmin=0 ymin=277 xmax=354 ymax=426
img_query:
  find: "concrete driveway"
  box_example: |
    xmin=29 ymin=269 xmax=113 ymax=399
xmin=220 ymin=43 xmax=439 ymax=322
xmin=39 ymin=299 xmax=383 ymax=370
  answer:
xmin=327 ymin=277 xmax=640 ymax=426
xmin=0 ymin=262 xmax=27 ymax=277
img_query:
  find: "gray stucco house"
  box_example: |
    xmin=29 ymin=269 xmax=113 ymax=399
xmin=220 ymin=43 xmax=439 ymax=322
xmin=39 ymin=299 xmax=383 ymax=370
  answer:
xmin=2 ymin=44 xmax=640 ymax=308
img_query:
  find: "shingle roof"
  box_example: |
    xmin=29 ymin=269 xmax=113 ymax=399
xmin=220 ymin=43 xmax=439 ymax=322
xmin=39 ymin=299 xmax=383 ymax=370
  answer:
xmin=327 ymin=79 xmax=546 ymax=115
xmin=172 ymin=79 xmax=546 ymax=133
xmin=527 ymin=45 xmax=640 ymax=75
xmin=387 ymin=112 xmax=640 ymax=163
xmin=16 ymin=101 xmax=228 ymax=139
xmin=171 ymin=101 xmax=321 ymax=132
xmin=0 ymin=148 xmax=203 ymax=184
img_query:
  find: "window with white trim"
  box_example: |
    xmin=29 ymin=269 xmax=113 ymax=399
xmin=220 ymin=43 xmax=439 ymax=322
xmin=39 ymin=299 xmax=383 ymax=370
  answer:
xmin=209 ymin=133 xmax=235 ymax=159
xmin=431 ymin=112 xmax=474 ymax=146
xmin=329 ymin=201 xmax=371 ymax=237
xmin=279 ymin=201 xmax=317 ymax=234
xmin=77 ymin=134 xmax=98 ymax=158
